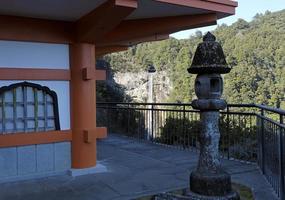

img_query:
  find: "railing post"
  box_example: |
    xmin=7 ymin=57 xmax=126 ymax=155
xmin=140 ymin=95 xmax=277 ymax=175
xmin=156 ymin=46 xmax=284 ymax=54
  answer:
xmin=226 ymin=106 xmax=230 ymax=160
xmin=151 ymin=104 xmax=154 ymax=141
xmin=183 ymin=105 xmax=186 ymax=149
xmin=279 ymin=114 xmax=284 ymax=200
xmin=260 ymin=108 xmax=265 ymax=174
xmin=107 ymin=104 xmax=110 ymax=134
xmin=127 ymin=103 xmax=130 ymax=136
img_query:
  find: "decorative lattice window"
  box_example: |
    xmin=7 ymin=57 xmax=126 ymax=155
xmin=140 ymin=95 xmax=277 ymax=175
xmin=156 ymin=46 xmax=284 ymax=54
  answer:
xmin=0 ymin=82 xmax=60 ymax=134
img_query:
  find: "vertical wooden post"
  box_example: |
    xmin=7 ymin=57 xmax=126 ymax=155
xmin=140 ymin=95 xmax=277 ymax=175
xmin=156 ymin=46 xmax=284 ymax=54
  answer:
xmin=70 ymin=43 xmax=97 ymax=168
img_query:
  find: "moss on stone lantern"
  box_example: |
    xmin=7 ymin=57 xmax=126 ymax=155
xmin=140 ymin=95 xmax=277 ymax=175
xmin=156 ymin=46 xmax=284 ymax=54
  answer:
xmin=188 ymin=32 xmax=231 ymax=74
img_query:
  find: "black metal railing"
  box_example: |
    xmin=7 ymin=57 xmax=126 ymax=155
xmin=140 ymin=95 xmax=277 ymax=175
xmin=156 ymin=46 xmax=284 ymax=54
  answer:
xmin=97 ymin=102 xmax=285 ymax=199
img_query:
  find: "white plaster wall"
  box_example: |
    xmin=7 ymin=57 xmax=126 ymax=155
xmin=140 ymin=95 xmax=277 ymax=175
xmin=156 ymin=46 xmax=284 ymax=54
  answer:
xmin=0 ymin=81 xmax=70 ymax=130
xmin=0 ymin=40 xmax=69 ymax=69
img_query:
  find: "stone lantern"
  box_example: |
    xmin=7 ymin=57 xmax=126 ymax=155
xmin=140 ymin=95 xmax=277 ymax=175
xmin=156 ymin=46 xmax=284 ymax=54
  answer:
xmin=187 ymin=32 xmax=240 ymax=200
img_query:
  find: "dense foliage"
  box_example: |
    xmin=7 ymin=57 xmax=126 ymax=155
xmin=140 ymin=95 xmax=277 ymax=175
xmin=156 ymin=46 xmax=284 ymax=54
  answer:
xmin=158 ymin=115 xmax=257 ymax=161
xmin=104 ymin=10 xmax=285 ymax=108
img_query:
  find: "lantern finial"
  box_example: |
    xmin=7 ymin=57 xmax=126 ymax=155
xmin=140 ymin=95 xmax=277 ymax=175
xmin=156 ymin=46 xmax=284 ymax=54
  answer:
xmin=203 ymin=32 xmax=216 ymax=42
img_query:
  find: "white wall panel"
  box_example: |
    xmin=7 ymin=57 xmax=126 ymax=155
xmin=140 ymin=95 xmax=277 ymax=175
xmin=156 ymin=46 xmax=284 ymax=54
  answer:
xmin=0 ymin=40 xmax=69 ymax=69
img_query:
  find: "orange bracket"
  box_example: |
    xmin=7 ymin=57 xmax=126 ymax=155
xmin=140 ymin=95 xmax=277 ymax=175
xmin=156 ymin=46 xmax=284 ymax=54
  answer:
xmin=82 ymin=67 xmax=106 ymax=81
xmin=83 ymin=127 xmax=107 ymax=143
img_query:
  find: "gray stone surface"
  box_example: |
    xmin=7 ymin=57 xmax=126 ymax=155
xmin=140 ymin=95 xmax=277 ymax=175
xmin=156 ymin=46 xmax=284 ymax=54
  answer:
xmin=0 ymin=135 xmax=278 ymax=200
xmin=69 ymin=164 xmax=107 ymax=177
xmin=37 ymin=144 xmax=54 ymax=172
xmin=197 ymin=111 xmax=221 ymax=173
xmin=0 ymin=147 xmax=17 ymax=178
xmin=0 ymin=142 xmax=71 ymax=182
xmin=54 ymin=142 xmax=71 ymax=171
xmin=18 ymin=145 xmax=37 ymax=175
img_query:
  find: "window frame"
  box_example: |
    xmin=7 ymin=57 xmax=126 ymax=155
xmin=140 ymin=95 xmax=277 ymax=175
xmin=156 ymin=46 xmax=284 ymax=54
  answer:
xmin=0 ymin=81 xmax=60 ymax=133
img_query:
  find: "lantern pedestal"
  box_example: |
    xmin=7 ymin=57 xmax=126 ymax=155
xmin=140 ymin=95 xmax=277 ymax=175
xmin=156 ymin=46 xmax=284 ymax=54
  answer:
xmin=188 ymin=110 xmax=239 ymax=200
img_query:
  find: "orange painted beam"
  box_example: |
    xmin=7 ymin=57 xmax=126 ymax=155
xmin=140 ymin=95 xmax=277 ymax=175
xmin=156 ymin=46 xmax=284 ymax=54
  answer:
xmin=83 ymin=127 xmax=107 ymax=143
xmin=96 ymin=46 xmax=129 ymax=57
xmin=0 ymin=130 xmax=72 ymax=148
xmin=82 ymin=68 xmax=106 ymax=81
xmin=156 ymin=0 xmax=237 ymax=14
xmin=95 ymin=70 xmax=107 ymax=81
xmin=96 ymin=35 xmax=168 ymax=55
xmin=0 ymin=15 xmax=74 ymax=44
xmin=0 ymin=68 xmax=70 ymax=80
xmin=76 ymin=0 xmax=138 ymax=42
xmin=97 ymin=13 xmax=217 ymax=46
xmin=96 ymin=127 xmax=107 ymax=138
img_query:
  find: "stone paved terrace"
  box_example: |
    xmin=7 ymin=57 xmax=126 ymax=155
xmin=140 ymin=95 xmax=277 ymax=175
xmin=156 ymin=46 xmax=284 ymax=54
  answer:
xmin=0 ymin=134 xmax=278 ymax=200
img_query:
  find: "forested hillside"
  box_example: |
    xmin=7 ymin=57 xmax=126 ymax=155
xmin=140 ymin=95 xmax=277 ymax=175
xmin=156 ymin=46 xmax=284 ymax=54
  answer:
xmin=103 ymin=10 xmax=285 ymax=108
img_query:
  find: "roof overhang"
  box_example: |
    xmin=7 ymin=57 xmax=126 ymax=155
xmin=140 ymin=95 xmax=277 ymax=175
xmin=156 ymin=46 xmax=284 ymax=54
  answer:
xmin=0 ymin=0 xmax=237 ymax=54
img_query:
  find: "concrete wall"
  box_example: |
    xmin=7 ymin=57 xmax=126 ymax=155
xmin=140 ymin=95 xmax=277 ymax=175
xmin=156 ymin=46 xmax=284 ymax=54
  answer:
xmin=0 ymin=142 xmax=71 ymax=183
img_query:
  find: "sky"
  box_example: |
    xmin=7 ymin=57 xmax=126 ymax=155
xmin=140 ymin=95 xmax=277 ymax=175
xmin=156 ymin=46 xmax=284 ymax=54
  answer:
xmin=171 ymin=0 xmax=285 ymax=39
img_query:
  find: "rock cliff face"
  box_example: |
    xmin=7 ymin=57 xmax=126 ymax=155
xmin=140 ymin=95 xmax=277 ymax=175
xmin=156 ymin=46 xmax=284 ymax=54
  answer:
xmin=113 ymin=71 xmax=172 ymax=103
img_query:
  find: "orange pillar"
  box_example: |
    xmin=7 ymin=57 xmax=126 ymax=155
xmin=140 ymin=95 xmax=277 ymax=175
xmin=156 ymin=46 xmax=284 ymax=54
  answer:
xmin=70 ymin=43 xmax=97 ymax=168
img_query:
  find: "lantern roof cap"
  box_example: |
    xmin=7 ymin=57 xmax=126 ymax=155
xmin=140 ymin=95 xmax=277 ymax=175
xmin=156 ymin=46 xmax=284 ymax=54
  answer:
xmin=188 ymin=32 xmax=231 ymax=74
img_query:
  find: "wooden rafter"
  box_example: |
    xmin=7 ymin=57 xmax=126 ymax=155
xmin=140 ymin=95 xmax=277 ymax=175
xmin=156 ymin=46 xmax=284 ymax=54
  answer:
xmin=97 ymin=13 xmax=217 ymax=46
xmin=117 ymin=34 xmax=170 ymax=46
xmin=96 ymin=46 xmax=129 ymax=57
xmin=96 ymin=34 xmax=168 ymax=57
xmin=76 ymin=0 xmax=138 ymax=42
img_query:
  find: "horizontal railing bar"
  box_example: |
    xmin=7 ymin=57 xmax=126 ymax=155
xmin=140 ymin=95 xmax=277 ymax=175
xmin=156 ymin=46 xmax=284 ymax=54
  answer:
xmin=227 ymin=103 xmax=256 ymax=108
xmin=254 ymin=104 xmax=285 ymax=115
xmin=97 ymin=102 xmax=285 ymax=115
xmin=97 ymin=102 xmax=193 ymax=106
xmin=97 ymin=106 xmax=255 ymax=116
xmin=220 ymin=111 xmax=256 ymax=116
xmin=97 ymin=106 xmax=200 ymax=113
xmin=98 ymin=102 xmax=255 ymax=108
xmin=256 ymin=114 xmax=285 ymax=128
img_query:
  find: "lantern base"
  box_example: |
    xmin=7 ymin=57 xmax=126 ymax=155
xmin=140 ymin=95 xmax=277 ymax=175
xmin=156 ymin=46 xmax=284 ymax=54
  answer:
xmin=185 ymin=190 xmax=240 ymax=200
xmin=190 ymin=170 xmax=232 ymax=196
xmin=154 ymin=190 xmax=240 ymax=200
